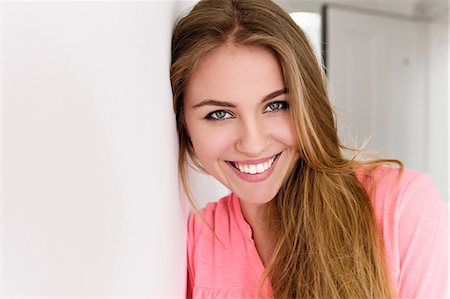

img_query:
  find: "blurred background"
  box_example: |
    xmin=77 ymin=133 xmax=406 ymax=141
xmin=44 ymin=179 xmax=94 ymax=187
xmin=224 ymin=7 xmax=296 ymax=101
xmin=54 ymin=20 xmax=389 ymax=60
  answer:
xmin=1 ymin=0 xmax=448 ymax=297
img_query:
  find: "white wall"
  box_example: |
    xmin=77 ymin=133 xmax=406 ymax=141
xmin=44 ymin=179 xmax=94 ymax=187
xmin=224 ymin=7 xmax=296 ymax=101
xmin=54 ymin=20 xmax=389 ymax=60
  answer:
xmin=426 ymin=10 xmax=448 ymax=205
xmin=328 ymin=7 xmax=427 ymax=170
xmin=1 ymin=1 xmax=192 ymax=297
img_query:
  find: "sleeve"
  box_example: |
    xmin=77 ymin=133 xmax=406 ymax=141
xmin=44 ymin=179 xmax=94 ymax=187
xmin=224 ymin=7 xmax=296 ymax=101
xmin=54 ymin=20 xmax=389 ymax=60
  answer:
xmin=396 ymin=174 xmax=449 ymax=299
xmin=186 ymin=213 xmax=195 ymax=299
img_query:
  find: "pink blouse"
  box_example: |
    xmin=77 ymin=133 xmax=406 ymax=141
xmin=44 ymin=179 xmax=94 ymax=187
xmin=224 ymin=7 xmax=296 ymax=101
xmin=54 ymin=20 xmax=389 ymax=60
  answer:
xmin=187 ymin=166 xmax=449 ymax=298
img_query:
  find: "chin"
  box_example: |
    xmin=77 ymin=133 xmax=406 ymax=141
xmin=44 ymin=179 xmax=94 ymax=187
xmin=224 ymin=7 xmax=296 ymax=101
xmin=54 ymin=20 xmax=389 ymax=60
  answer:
xmin=235 ymin=187 xmax=280 ymax=206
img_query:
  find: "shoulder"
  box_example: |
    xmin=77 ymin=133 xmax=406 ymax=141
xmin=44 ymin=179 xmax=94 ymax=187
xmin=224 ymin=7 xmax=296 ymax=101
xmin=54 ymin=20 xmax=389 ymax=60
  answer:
xmin=357 ymin=164 xmax=447 ymax=253
xmin=362 ymin=166 xmax=449 ymax=297
xmin=372 ymin=165 xmax=447 ymax=229
xmin=201 ymin=193 xmax=234 ymax=220
xmin=358 ymin=165 xmax=447 ymax=222
xmin=358 ymin=165 xmax=449 ymax=297
xmin=189 ymin=193 xmax=234 ymax=225
xmin=187 ymin=194 xmax=234 ymax=286
xmin=358 ymin=165 xmax=440 ymax=209
xmin=187 ymin=193 xmax=235 ymax=244
xmin=358 ymin=164 xmax=427 ymax=188
xmin=187 ymin=193 xmax=266 ymax=295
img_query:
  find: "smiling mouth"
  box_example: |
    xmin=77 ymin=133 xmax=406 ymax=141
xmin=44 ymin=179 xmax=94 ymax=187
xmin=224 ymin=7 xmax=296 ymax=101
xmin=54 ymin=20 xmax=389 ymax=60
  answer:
xmin=227 ymin=153 xmax=281 ymax=175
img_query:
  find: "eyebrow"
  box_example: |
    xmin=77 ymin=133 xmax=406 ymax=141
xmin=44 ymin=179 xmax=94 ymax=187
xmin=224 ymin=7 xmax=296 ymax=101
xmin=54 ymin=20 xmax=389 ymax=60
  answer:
xmin=191 ymin=87 xmax=288 ymax=109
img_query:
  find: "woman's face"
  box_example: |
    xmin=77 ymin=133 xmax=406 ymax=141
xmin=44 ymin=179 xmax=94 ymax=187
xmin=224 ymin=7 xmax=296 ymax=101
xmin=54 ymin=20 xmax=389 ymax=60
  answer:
xmin=184 ymin=44 xmax=299 ymax=206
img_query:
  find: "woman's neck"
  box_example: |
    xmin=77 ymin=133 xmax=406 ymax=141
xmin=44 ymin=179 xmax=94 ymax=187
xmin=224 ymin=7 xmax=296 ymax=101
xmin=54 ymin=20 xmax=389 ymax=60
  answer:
xmin=239 ymin=199 xmax=274 ymax=265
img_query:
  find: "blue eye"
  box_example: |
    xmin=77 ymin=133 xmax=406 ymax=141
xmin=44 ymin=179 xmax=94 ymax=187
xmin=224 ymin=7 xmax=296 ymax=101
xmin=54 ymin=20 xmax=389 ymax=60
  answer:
xmin=205 ymin=110 xmax=233 ymax=121
xmin=265 ymin=101 xmax=289 ymax=112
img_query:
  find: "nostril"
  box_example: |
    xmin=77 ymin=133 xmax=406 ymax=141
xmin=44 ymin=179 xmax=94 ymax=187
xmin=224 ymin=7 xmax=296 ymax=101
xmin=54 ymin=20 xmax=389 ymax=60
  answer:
xmin=235 ymin=140 xmax=268 ymax=156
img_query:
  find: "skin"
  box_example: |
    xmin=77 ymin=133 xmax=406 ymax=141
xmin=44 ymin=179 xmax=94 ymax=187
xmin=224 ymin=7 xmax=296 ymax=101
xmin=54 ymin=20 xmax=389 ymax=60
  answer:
xmin=184 ymin=43 xmax=299 ymax=263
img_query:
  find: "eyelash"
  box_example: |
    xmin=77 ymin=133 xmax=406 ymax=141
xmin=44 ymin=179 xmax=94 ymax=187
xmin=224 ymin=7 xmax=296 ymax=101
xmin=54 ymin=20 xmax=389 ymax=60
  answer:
xmin=265 ymin=101 xmax=289 ymax=112
xmin=204 ymin=101 xmax=289 ymax=121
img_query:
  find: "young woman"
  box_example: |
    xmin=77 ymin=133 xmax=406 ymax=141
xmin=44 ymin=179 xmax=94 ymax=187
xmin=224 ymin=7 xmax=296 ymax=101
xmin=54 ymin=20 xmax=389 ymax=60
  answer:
xmin=170 ymin=0 xmax=449 ymax=298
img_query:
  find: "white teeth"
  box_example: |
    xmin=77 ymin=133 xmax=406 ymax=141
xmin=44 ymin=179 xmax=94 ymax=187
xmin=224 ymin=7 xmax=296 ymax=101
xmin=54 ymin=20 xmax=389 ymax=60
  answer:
xmin=244 ymin=165 xmax=250 ymax=173
xmin=256 ymin=163 xmax=265 ymax=173
xmin=233 ymin=155 xmax=277 ymax=175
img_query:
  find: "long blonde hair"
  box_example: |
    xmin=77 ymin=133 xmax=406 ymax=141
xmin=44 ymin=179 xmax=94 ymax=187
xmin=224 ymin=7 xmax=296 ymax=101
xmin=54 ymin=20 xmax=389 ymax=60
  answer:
xmin=171 ymin=0 xmax=399 ymax=297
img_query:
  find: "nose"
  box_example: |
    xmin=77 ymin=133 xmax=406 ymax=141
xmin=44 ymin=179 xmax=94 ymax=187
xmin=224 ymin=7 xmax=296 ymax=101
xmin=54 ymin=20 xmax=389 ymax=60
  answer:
xmin=235 ymin=117 xmax=268 ymax=157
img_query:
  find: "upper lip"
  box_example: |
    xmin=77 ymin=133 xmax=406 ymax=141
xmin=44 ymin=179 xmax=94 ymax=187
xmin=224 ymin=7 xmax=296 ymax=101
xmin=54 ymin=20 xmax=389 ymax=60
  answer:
xmin=228 ymin=152 xmax=281 ymax=165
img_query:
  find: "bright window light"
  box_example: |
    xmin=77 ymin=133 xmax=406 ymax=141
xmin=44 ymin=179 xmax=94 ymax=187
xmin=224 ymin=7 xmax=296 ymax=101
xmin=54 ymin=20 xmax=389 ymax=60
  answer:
xmin=290 ymin=12 xmax=322 ymax=62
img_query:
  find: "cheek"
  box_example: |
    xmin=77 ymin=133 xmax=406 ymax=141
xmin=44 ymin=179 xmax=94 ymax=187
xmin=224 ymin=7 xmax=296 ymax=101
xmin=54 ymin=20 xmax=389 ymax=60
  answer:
xmin=267 ymin=115 xmax=298 ymax=147
xmin=286 ymin=119 xmax=298 ymax=147
xmin=187 ymin=122 xmax=236 ymax=169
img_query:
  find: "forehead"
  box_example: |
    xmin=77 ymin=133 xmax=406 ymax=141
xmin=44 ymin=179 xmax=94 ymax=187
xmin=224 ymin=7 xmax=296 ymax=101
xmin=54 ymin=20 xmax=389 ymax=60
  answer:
xmin=185 ymin=44 xmax=285 ymax=104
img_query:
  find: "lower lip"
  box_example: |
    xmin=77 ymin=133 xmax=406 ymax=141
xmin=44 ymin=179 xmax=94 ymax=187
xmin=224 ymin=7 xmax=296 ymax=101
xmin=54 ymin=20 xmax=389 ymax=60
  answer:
xmin=227 ymin=154 xmax=281 ymax=183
